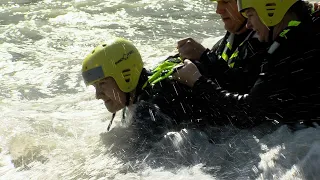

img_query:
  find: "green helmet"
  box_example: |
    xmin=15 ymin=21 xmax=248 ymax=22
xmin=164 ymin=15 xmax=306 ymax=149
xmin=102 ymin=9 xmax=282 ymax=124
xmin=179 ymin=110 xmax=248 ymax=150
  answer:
xmin=82 ymin=38 xmax=144 ymax=93
xmin=237 ymin=0 xmax=297 ymax=26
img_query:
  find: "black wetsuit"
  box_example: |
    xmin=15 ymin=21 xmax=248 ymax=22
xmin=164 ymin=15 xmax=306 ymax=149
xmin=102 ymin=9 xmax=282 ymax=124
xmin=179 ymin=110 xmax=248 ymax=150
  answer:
xmin=192 ymin=10 xmax=320 ymax=129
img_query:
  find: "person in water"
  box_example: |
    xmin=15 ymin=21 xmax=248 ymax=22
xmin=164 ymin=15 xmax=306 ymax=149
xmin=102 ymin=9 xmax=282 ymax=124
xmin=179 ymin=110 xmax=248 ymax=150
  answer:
xmin=81 ymin=38 xmax=218 ymax=139
xmin=173 ymin=0 xmax=320 ymax=129
xmin=177 ymin=0 xmax=320 ymax=95
xmin=178 ymin=0 xmax=268 ymax=95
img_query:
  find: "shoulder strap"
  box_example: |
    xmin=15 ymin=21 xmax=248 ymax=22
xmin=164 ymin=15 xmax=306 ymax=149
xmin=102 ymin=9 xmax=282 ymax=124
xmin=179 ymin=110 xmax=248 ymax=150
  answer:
xmin=226 ymin=30 xmax=256 ymax=68
xmin=142 ymin=56 xmax=183 ymax=89
xmin=215 ymin=32 xmax=230 ymax=56
xmin=268 ymin=20 xmax=303 ymax=54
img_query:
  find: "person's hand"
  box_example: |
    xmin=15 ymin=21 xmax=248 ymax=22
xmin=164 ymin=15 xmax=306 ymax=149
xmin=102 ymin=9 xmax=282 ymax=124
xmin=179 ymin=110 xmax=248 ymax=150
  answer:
xmin=177 ymin=38 xmax=206 ymax=61
xmin=172 ymin=60 xmax=202 ymax=87
xmin=314 ymin=2 xmax=320 ymax=11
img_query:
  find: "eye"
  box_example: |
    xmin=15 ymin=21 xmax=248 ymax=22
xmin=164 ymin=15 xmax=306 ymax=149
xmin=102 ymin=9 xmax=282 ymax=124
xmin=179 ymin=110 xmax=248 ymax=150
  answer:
xmin=93 ymin=80 xmax=106 ymax=88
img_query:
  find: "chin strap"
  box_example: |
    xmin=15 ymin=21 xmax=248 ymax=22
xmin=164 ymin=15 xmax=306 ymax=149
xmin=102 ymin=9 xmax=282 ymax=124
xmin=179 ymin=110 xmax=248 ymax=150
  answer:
xmin=107 ymin=92 xmax=131 ymax=131
xmin=107 ymin=113 xmax=116 ymax=131
xmin=268 ymin=26 xmax=274 ymax=43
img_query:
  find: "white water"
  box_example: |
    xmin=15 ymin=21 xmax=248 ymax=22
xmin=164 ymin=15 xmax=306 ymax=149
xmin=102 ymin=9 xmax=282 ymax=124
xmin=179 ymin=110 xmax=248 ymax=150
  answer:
xmin=1 ymin=0 xmax=319 ymax=179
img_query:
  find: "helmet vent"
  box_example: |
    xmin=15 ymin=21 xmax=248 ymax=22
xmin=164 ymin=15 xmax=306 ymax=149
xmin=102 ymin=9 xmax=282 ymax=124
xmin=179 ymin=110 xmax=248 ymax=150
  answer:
xmin=265 ymin=3 xmax=276 ymax=17
xmin=122 ymin=69 xmax=130 ymax=73
xmin=265 ymin=3 xmax=276 ymax=7
xmin=102 ymin=44 xmax=106 ymax=47
xmin=122 ymin=69 xmax=131 ymax=83
xmin=91 ymin=50 xmax=95 ymax=54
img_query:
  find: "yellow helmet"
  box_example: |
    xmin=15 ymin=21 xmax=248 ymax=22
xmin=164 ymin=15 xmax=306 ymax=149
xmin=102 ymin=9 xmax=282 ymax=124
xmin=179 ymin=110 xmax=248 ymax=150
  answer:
xmin=209 ymin=0 xmax=233 ymax=2
xmin=82 ymin=38 xmax=144 ymax=93
xmin=237 ymin=0 xmax=297 ymax=26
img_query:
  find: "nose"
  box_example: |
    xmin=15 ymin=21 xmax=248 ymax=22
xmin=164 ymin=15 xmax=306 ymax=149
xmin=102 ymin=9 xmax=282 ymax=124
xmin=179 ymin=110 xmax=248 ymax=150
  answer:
xmin=216 ymin=2 xmax=226 ymax=15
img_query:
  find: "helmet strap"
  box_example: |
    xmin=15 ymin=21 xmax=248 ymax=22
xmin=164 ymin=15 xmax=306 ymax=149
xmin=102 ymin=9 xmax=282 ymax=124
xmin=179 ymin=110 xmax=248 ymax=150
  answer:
xmin=125 ymin=92 xmax=131 ymax=106
xmin=268 ymin=26 xmax=274 ymax=43
xmin=121 ymin=92 xmax=131 ymax=123
xmin=107 ymin=113 xmax=116 ymax=131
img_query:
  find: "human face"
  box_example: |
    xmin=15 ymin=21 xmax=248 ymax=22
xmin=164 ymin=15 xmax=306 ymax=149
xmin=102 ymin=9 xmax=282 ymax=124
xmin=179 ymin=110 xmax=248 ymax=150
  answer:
xmin=94 ymin=77 xmax=126 ymax=113
xmin=215 ymin=0 xmax=246 ymax=33
xmin=245 ymin=8 xmax=269 ymax=42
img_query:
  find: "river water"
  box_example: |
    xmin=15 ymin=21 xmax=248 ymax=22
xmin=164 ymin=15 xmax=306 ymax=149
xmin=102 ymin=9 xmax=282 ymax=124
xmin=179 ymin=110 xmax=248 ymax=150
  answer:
xmin=1 ymin=0 xmax=320 ymax=179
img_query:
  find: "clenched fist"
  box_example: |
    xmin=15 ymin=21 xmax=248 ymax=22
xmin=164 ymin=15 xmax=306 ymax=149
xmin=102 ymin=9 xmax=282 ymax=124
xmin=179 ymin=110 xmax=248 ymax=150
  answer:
xmin=177 ymin=38 xmax=206 ymax=61
xmin=172 ymin=60 xmax=202 ymax=87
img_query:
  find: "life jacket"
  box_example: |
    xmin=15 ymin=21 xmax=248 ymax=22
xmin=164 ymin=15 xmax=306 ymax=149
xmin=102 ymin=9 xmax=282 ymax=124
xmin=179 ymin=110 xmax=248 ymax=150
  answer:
xmin=215 ymin=30 xmax=257 ymax=68
xmin=267 ymin=6 xmax=320 ymax=55
xmin=135 ymin=56 xmax=206 ymax=128
xmin=267 ymin=20 xmax=304 ymax=55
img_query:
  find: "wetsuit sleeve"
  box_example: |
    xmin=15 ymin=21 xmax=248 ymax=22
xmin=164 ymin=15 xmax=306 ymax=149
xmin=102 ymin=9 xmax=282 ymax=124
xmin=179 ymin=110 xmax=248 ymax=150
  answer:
xmin=197 ymin=40 xmax=229 ymax=79
xmin=192 ymin=75 xmax=261 ymax=128
xmin=192 ymin=48 xmax=320 ymax=128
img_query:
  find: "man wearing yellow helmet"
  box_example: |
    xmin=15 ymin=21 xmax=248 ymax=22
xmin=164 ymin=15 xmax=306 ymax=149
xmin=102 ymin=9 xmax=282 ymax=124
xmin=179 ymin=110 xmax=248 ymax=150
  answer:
xmin=176 ymin=0 xmax=320 ymax=96
xmin=173 ymin=0 xmax=320 ymax=129
xmin=82 ymin=38 xmax=213 ymax=134
xmin=82 ymin=38 xmax=144 ymax=114
xmin=177 ymin=0 xmax=267 ymax=95
xmin=239 ymin=0 xmax=312 ymax=41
